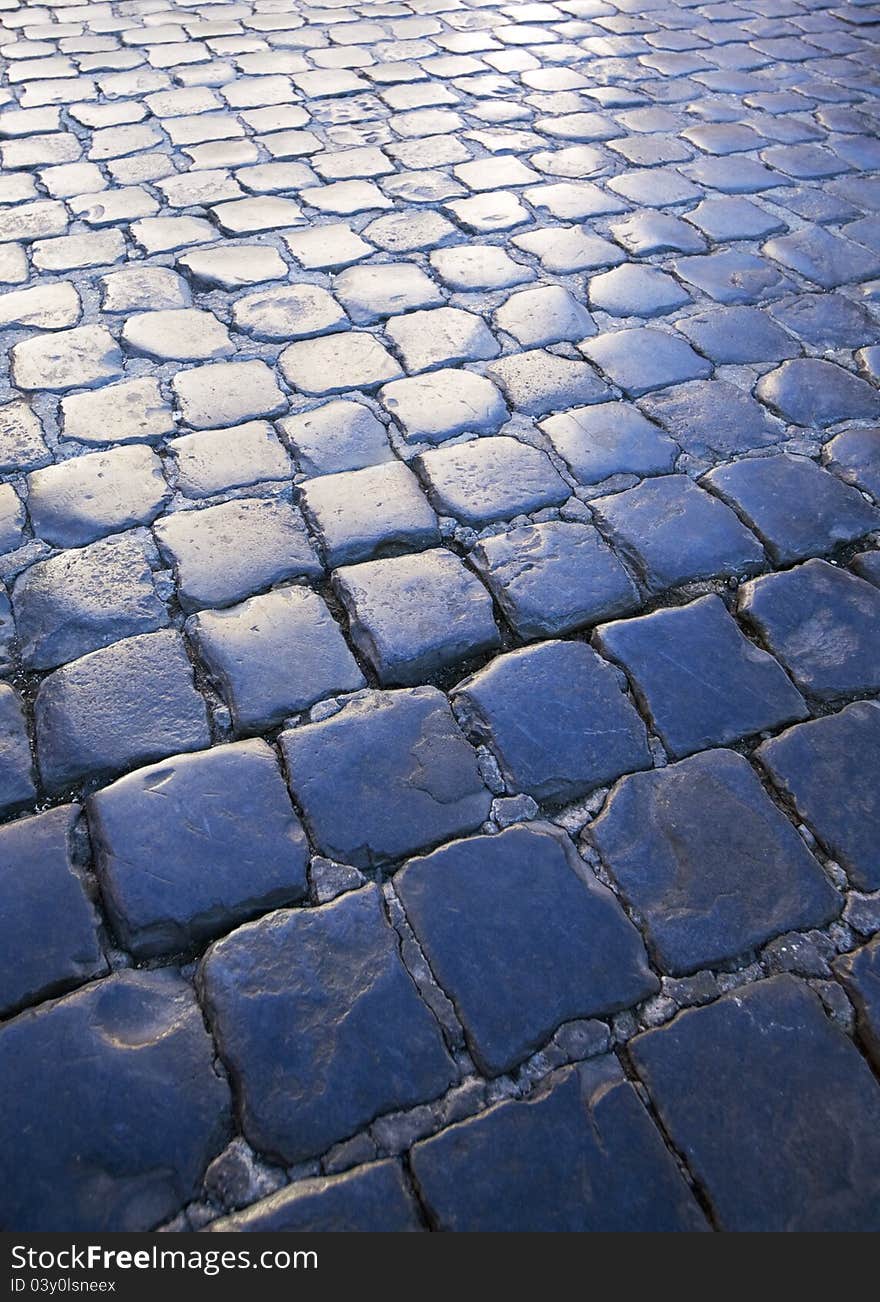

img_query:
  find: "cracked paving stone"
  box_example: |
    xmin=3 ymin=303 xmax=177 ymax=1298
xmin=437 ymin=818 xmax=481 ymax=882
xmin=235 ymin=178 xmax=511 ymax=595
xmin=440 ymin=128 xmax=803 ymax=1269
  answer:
xmin=0 ymin=400 xmax=50 ymax=473
xmin=280 ymin=687 xmax=491 ymax=867
xmin=168 ymin=421 xmax=291 ymax=499
xmin=398 ymin=822 xmax=657 ymax=1075
xmin=12 ymin=531 xmax=167 ymax=671
xmin=763 ymin=226 xmax=880 ymax=290
xmin=34 ymin=628 xmax=211 ymax=794
xmin=755 ymin=358 xmax=880 ymax=428
xmin=673 ymin=305 xmax=799 ymax=365
xmin=385 ymin=307 xmax=499 ymax=373
xmin=154 ymin=497 xmax=321 ymax=614
xmin=0 ymin=682 xmax=35 ymax=816
xmin=199 ymin=884 xmax=456 ymax=1164
xmin=232 ymin=284 xmax=349 ymax=341
xmin=207 ymin=1161 xmax=422 ymax=1233
xmin=540 ymin=401 xmax=678 ymax=483
xmin=0 ymin=804 xmax=105 ymax=1020
xmin=493 ymin=285 xmax=594 ymax=348
xmin=589 ymin=750 xmax=839 ymax=976
xmin=485 ymin=350 xmax=609 ymax=418
xmin=188 ymin=585 xmax=364 ymax=734
xmin=414 ymin=435 xmax=569 ymax=526
xmin=834 ymin=939 xmax=880 ymax=1073
xmin=99 ymin=265 xmax=192 ymax=313
xmin=280 ymin=331 xmax=402 ymax=396
xmin=588 ymin=263 xmax=691 ymax=318
xmin=280 ymin=400 xmax=393 ymax=478
xmin=591 ymin=475 xmax=765 ymax=594
xmin=704 ymin=454 xmax=880 ymax=566
xmin=27 ymin=445 xmax=170 ymax=549
xmin=452 ymin=640 xmax=651 ymax=804
xmin=640 ymin=380 xmax=781 ymax=459
xmin=581 ymin=328 xmax=712 ymax=397
xmin=177 ymin=243 xmax=288 ymax=289
xmin=87 ymin=740 xmax=309 ymax=957
xmin=410 ymin=1058 xmax=706 ymax=1232
xmin=630 ymin=976 xmax=880 ymax=1231
xmin=756 ymin=701 xmax=880 ymax=892
xmin=0 ymin=969 xmax=231 ymax=1232
xmin=594 ymin=595 xmax=808 ymax=760
xmin=739 ymin=560 xmax=880 ymax=703
xmin=60 ymin=378 xmax=175 ymax=448
xmin=472 ymin=500 xmax=638 ymax=631
xmin=172 ymin=359 xmax=287 ymax=429
xmin=302 ymin=460 xmax=439 ymax=567
xmin=380 ymin=368 xmax=508 ymax=444
xmin=333 ymin=547 xmax=499 ymax=686
xmin=333 ymin=262 xmax=445 ymax=324
xmin=673 ymin=249 xmax=793 ymax=305
xmin=824 ymin=427 xmax=880 ymax=501
xmin=10 ymin=323 xmax=122 ymax=392
xmin=121 ymin=307 xmax=233 ymax=362
xmin=767 ymin=292 xmax=880 ymax=350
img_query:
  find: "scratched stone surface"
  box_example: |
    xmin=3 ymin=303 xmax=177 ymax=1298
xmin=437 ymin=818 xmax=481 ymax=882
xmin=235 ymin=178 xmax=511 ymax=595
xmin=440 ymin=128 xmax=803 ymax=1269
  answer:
xmin=0 ymin=0 xmax=878 ymax=1235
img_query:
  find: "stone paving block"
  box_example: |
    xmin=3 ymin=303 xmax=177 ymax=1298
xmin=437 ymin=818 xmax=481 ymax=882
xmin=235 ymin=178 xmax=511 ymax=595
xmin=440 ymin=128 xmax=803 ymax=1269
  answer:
xmin=280 ymin=331 xmax=403 ymax=396
xmin=580 ymin=328 xmax=712 ymax=397
xmin=470 ymin=520 xmax=640 ymax=639
xmin=13 ymin=531 xmax=167 ymax=671
xmin=398 ymin=823 xmax=657 ymax=1074
xmin=739 ymin=560 xmax=880 ymax=703
xmin=0 ymin=804 xmax=105 ymax=1020
xmin=232 ymin=283 xmax=349 ymax=341
xmin=26 ymin=444 xmax=170 ymax=549
xmin=60 ymin=378 xmax=175 ymax=447
xmin=704 ymin=455 xmax=880 ymax=565
xmin=630 ymin=976 xmax=880 ymax=1231
xmin=0 ymin=681 xmax=35 ymax=816
xmin=767 ymin=292 xmax=880 ymax=349
xmin=282 ymin=221 xmax=373 ymax=269
xmin=199 ymin=885 xmax=456 ymax=1163
xmin=167 ymin=421 xmax=291 ymax=499
xmin=178 ymin=243 xmax=288 ymax=289
xmin=380 ymin=369 xmax=508 ymax=444
xmin=280 ymin=687 xmax=491 ymax=867
xmin=0 ymin=970 xmax=231 ymax=1231
xmin=414 ymin=436 xmax=569 ymax=526
xmin=756 ymin=702 xmax=880 ymax=892
xmin=589 ymin=263 xmax=691 ymax=318
xmin=485 ymin=349 xmax=609 ymax=417
xmin=154 ymin=497 xmax=321 ymax=614
xmin=429 ymin=244 xmax=536 ymax=291
xmin=673 ymin=305 xmax=799 ymax=365
xmin=333 ymin=548 xmax=500 ymax=686
xmin=824 ymin=427 xmax=880 ymax=502
xmin=302 ymin=460 xmax=439 ymax=567
xmin=333 ymin=262 xmax=445 ymax=323
xmin=492 ymin=284 xmax=594 ymax=348
xmin=453 ymin=640 xmax=651 ymax=804
xmin=87 ymin=740 xmax=309 ymax=957
xmin=172 ymin=359 xmax=288 ymax=429
xmin=833 ymin=938 xmax=880 ymax=1072
xmin=279 ymin=400 xmax=393 ymax=477
xmin=121 ymin=307 xmax=233 ymax=362
xmin=0 ymin=482 xmax=25 ymax=554
xmin=589 ymin=750 xmax=839 ymax=975
xmin=595 ymin=596 xmax=808 ymax=759
xmin=639 ymin=379 xmax=779 ymax=459
xmin=591 ymin=474 xmax=765 ymax=593
xmin=99 ymin=265 xmax=191 ymax=312
xmin=0 ymin=400 xmax=50 ymax=473
xmin=10 ymin=324 xmax=122 ymax=392
xmin=540 ymin=401 xmax=678 ymax=483
xmin=385 ymin=306 xmax=499 ymax=372
xmin=756 ymin=358 xmax=880 ymax=427
xmin=673 ymin=249 xmax=793 ymax=304
xmin=207 ymin=1161 xmax=423 ymax=1233
xmin=34 ymin=629 xmax=211 ymax=794
xmin=0 ymin=280 xmax=80 ymax=331
xmin=410 ymin=1059 xmax=707 ymax=1232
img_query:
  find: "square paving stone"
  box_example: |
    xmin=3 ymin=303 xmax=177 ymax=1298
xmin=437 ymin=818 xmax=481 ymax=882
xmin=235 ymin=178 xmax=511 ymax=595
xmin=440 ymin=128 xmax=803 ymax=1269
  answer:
xmin=87 ymin=740 xmax=309 ymax=957
xmin=756 ymin=702 xmax=880 ymax=892
xmin=10 ymin=324 xmax=123 ymax=392
xmin=588 ymin=263 xmax=691 ymax=318
xmin=673 ymin=305 xmax=800 ymax=365
xmin=332 ymin=548 xmax=500 ymax=686
xmin=232 ymin=284 xmax=349 ymax=341
xmin=485 ymin=350 xmax=609 ymax=418
xmin=674 ymin=249 xmax=794 ymax=304
xmin=60 ymin=378 xmax=176 ymax=447
xmin=279 ymin=400 xmax=394 ymax=477
xmin=173 ymin=360 xmax=288 ymax=429
xmin=763 ymin=225 xmax=880 ymax=290
xmin=591 ymin=475 xmax=765 ymax=593
xmin=121 ymin=307 xmax=233 ymax=363
xmin=12 ymin=531 xmax=167 ymax=670
xmin=539 ymin=401 xmax=678 ymax=483
xmin=414 ymin=436 xmax=570 ymax=527
xmin=452 ymin=641 xmax=651 ymax=804
xmin=280 ymin=331 xmax=403 ymax=395
xmin=429 ymin=244 xmax=536 ymax=291
xmin=704 ymin=454 xmax=880 ymax=565
xmin=833 ymin=939 xmax=880 ymax=1072
xmin=333 ymin=262 xmax=445 ymax=323
xmin=755 ymin=358 xmax=880 ymax=428
xmin=34 ymin=629 xmax=211 ymax=794
xmin=639 ymin=380 xmax=779 ymax=459
xmin=384 ymin=307 xmax=499 ymax=373
xmin=0 ymin=970 xmax=231 ymax=1232
xmin=410 ymin=1058 xmax=707 ymax=1232
xmin=167 ymin=421 xmax=292 ymax=499
xmin=580 ymin=328 xmax=712 ymax=396
xmin=492 ymin=285 xmax=594 ymax=349
xmin=630 ymin=976 xmax=880 ymax=1232
xmin=154 ymin=498 xmax=322 ymax=613
xmin=0 ymin=804 xmax=106 ymax=1019
xmin=188 ymin=585 xmax=365 ymax=733
xmin=301 ymin=460 xmax=440 ymax=566
xmin=379 ymin=369 xmax=508 ymax=444
xmin=280 ymin=687 xmax=491 ymax=867
xmin=589 ymin=749 xmax=839 ymax=975
xmin=26 ymin=445 xmax=170 ymax=549
xmin=100 ymin=265 xmax=192 ymax=312
xmin=207 ymin=1161 xmax=423 ymax=1233
xmin=199 ymin=885 xmax=456 ymax=1163
xmin=398 ymin=822 xmax=657 ymax=1074
xmin=739 ymin=560 xmax=880 ymax=703
xmin=594 ymin=596 xmax=808 ymax=759
xmin=470 ymin=520 xmax=640 ymax=639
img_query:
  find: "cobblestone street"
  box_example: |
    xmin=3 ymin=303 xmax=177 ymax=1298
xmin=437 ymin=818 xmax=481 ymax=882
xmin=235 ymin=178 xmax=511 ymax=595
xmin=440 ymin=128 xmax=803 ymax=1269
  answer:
xmin=2 ymin=0 xmax=880 ymax=1234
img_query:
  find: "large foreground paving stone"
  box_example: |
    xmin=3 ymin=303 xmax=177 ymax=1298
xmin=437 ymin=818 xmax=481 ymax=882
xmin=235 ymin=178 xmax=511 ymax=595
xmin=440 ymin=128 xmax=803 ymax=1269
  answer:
xmin=739 ymin=560 xmax=880 ymax=702
xmin=452 ymin=641 xmax=651 ymax=804
xmin=834 ymin=938 xmax=880 ymax=1072
xmin=0 ymin=970 xmax=231 ymax=1231
xmin=638 ymin=380 xmax=779 ymax=460
xmin=199 ymin=885 xmax=456 ymax=1164
xmin=207 ymin=1161 xmax=422 ymax=1232
xmin=34 ymin=630 xmax=211 ymax=793
xmin=589 ymin=750 xmax=839 ymax=975
xmin=87 ymin=741 xmax=309 ymax=957
xmin=410 ymin=1058 xmax=707 ymax=1231
xmin=397 ymin=823 xmax=657 ymax=1074
xmin=595 ymin=596 xmax=808 ymax=759
xmin=301 ymin=460 xmax=439 ymax=567
xmin=756 ymin=702 xmax=880 ymax=891
xmin=280 ymin=688 xmax=491 ymax=867
xmin=630 ymin=976 xmax=880 ymax=1231
xmin=0 ymin=805 xmax=106 ymax=1019
xmin=26 ymin=444 xmax=170 ymax=548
